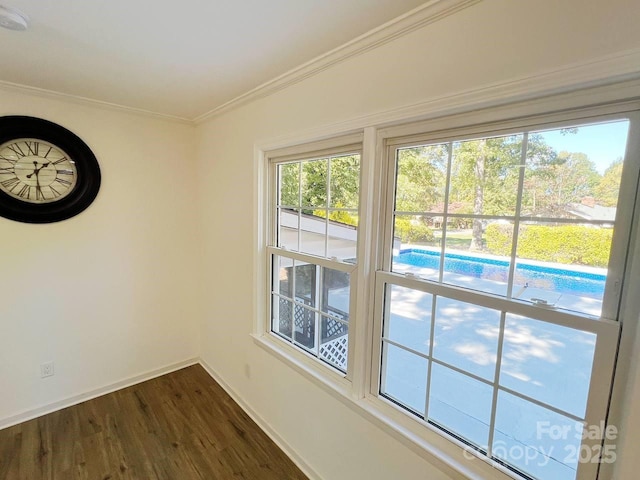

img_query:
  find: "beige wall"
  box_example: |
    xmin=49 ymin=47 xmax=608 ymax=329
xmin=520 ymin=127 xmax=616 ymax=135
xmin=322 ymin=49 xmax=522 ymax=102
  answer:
xmin=195 ymin=0 xmax=640 ymax=479
xmin=0 ymin=90 xmax=201 ymax=422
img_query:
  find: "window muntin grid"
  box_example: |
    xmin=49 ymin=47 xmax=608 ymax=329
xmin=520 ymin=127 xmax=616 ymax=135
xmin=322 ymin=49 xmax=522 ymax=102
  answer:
xmin=269 ymin=149 xmax=360 ymax=374
xmin=377 ymin=115 xmax=636 ymax=480
xmin=276 ymin=153 xmax=360 ymax=263
xmin=389 ymin=119 xmax=630 ymax=320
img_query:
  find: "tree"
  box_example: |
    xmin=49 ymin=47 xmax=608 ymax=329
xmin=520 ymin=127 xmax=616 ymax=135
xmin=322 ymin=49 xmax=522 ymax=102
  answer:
xmin=395 ymin=144 xmax=448 ymax=213
xmin=595 ymin=158 xmax=623 ymax=207
xmin=278 ymin=154 xmax=360 ymax=215
xmin=521 ymin=133 xmax=562 ymax=215
xmin=450 ymin=135 xmax=530 ymax=249
xmin=547 ymin=152 xmax=601 ymax=208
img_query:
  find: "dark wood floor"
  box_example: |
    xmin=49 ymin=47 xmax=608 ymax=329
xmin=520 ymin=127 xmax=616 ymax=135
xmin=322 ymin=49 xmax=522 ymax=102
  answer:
xmin=0 ymin=365 xmax=308 ymax=480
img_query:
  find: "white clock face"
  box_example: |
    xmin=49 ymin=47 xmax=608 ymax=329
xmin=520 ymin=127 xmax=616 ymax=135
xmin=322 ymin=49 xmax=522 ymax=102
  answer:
xmin=0 ymin=138 xmax=78 ymax=204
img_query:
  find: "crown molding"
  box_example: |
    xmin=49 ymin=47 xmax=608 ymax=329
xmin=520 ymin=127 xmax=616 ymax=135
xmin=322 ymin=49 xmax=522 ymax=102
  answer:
xmin=254 ymin=47 xmax=640 ymax=151
xmin=0 ymin=79 xmax=193 ymax=125
xmin=193 ymin=0 xmax=481 ymax=124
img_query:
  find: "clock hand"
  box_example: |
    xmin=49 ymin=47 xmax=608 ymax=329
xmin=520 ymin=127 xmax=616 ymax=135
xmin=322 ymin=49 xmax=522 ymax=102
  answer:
xmin=25 ymin=160 xmax=38 ymax=179
xmin=26 ymin=161 xmax=50 ymax=179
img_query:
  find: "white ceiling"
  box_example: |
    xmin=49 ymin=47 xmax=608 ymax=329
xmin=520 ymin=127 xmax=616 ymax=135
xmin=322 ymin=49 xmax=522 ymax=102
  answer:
xmin=0 ymin=0 xmax=428 ymax=120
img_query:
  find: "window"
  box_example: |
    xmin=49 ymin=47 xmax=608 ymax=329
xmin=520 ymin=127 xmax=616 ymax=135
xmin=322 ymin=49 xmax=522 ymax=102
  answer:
xmin=267 ymin=142 xmax=361 ymax=373
xmin=261 ymin=98 xmax=640 ymax=480
xmin=373 ymin=115 xmax=636 ymax=480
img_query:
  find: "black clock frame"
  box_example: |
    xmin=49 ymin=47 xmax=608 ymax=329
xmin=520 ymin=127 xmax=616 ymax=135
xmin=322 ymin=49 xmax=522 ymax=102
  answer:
xmin=0 ymin=116 xmax=101 ymax=224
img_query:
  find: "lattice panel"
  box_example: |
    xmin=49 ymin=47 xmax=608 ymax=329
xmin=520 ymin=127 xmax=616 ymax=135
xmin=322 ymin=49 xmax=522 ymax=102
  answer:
xmin=323 ymin=316 xmax=348 ymax=341
xmin=319 ymin=335 xmax=348 ymax=371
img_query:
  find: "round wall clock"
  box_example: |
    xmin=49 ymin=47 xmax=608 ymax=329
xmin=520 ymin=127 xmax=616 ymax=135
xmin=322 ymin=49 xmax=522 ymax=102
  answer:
xmin=0 ymin=116 xmax=101 ymax=223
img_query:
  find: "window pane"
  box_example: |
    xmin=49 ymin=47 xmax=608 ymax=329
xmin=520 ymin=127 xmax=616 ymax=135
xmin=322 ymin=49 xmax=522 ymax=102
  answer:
xmin=381 ymin=343 xmax=428 ymax=416
xmin=500 ymin=314 xmax=596 ymax=418
xmin=329 ymin=155 xmax=360 ymax=209
xmin=272 ymin=255 xmax=293 ymax=298
xmin=278 ymin=208 xmax=300 ymax=250
xmin=293 ymin=303 xmax=316 ymax=350
xmin=299 ymin=212 xmax=327 ymax=257
xmin=301 ymin=158 xmax=328 ymax=208
xmin=396 ymin=144 xmax=449 ymax=213
xmin=327 ymin=211 xmax=358 ymax=261
xmin=383 ymin=285 xmax=433 ymax=356
xmin=512 ymin=221 xmax=610 ymax=317
xmin=523 ymin=121 xmax=629 ymax=220
xmin=432 ymin=298 xmax=500 ymax=380
xmin=449 ymin=134 xmax=523 ymax=217
xmin=493 ymin=391 xmax=582 ymax=480
xmin=442 ymin=219 xmax=512 ymax=297
xmin=294 ymin=262 xmax=316 ymax=307
xmin=392 ymin=215 xmax=440 ymax=281
xmin=428 ymin=363 xmax=493 ymax=448
xmin=320 ymin=268 xmax=350 ymax=319
xmin=278 ymin=163 xmax=299 ymax=207
xmin=272 ymin=295 xmax=293 ymax=340
xmin=319 ymin=315 xmax=348 ymax=372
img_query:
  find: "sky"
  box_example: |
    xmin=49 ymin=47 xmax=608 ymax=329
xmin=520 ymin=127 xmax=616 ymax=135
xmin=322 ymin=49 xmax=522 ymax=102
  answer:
xmin=534 ymin=119 xmax=629 ymax=174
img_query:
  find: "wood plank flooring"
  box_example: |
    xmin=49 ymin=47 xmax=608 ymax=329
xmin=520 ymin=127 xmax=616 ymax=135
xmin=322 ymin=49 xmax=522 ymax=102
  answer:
xmin=0 ymin=365 xmax=308 ymax=480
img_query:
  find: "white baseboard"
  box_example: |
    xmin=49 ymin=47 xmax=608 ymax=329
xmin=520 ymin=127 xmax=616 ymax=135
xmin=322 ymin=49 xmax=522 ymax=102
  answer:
xmin=0 ymin=357 xmax=199 ymax=430
xmin=198 ymin=359 xmax=321 ymax=480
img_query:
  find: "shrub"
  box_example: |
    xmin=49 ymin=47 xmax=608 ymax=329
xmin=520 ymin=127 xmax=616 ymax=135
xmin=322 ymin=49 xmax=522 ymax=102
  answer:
xmin=312 ymin=209 xmax=358 ymax=227
xmin=394 ymin=218 xmax=435 ymax=244
xmin=485 ymin=223 xmax=512 ymax=256
xmin=485 ymin=223 xmax=612 ymax=267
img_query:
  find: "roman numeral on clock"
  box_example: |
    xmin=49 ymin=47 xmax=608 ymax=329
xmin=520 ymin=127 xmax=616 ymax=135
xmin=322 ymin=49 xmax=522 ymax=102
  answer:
xmin=1 ymin=177 xmax=20 ymax=191
xmin=25 ymin=141 xmax=39 ymax=156
xmin=17 ymin=184 xmax=30 ymax=199
xmin=55 ymin=178 xmax=72 ymax=187
xmin=7 ymin=144 xmax=26 ymax=158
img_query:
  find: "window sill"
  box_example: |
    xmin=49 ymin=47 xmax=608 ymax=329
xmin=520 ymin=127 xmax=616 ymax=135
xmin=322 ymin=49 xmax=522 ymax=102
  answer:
xmin=251 ymin=332 xmax=353 ymax=397
xmin=251 ymin=332 xmax=515 ymax=480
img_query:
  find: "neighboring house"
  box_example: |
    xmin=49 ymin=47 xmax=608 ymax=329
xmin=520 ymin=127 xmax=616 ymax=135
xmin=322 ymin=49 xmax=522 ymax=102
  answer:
xmin=567 ymin=198 xmax=617 ymax=222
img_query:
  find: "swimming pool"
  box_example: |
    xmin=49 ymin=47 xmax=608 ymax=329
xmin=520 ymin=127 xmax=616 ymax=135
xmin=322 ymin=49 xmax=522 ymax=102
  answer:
xmin=394 ymin=249 xmax=606 ymax=299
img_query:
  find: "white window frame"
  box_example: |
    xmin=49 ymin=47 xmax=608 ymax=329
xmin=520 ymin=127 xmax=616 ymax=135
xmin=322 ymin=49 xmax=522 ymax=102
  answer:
xmin=262 ymin=134 xmax=363 ymax=382
xmin=253 ymin=81 xmax=640 ymax=480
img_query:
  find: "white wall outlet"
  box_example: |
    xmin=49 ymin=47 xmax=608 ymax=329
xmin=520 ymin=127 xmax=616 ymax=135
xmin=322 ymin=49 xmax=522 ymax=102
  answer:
xmin=40 ymin=361 xmax=54 ymax=378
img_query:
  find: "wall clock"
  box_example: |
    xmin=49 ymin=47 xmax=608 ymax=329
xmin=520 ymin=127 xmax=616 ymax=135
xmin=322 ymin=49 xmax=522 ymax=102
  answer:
xmin=0 ymin=116 xmax=101 ymax=223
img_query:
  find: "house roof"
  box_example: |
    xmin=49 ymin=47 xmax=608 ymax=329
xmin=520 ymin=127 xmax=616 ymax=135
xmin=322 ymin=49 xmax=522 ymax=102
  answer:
xmin=567 ymin=203 xmax=617 ymax=222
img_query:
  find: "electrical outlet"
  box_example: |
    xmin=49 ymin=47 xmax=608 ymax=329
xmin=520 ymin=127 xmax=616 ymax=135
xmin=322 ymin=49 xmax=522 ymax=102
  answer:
xmin=40 ymin=361 xmax=54 ymax=378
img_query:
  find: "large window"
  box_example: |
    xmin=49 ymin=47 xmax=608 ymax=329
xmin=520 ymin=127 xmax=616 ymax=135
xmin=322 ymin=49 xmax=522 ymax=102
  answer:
xmin=374 ymin=115 xmax=636 ymax=480
xmin=263 ymin=103 xmax=640 ymax=480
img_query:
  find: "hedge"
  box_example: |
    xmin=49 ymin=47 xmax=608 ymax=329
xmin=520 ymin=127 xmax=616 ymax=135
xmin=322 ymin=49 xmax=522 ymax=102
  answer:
xmin=395 ymin=218 xmax=435 ymax=244
xmin=485 ymin=223 xmax=612 ymax=267
xmin=312 ymin=209 xmax=358 ymax=227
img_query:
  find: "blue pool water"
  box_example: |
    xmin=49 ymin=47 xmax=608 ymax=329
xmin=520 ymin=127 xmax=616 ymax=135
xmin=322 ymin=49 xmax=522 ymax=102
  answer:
xmin=394 ymin=249 xmax=606 ymax=299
